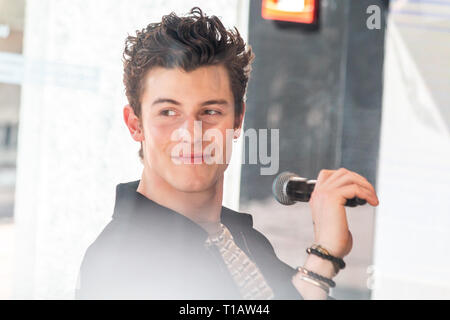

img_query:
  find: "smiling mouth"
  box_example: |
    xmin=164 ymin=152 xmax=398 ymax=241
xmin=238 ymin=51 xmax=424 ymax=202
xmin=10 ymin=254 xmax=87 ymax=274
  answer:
xmin=171 ymin=153 xmax=210 ymax=163
xmin=183 ymin=154 xmax=203 ymax=161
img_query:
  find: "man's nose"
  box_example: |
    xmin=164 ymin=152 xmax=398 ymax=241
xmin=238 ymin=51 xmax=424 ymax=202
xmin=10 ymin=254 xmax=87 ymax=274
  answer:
xmin=179 ymin=116 xmax=203 ymax=145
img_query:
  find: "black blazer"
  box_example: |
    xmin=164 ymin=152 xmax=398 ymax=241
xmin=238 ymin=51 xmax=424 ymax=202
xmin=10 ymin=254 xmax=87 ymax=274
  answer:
xmin=76 ymin=180 xmax=305 ymax=299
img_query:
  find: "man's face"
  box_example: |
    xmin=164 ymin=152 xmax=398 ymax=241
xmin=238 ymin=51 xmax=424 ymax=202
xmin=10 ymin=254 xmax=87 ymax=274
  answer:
xmin=138 ymin=65 xmax=239 ymax=192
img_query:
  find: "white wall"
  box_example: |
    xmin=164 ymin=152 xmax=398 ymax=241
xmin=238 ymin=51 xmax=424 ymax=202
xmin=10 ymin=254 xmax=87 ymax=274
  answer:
xmin=14 ymin=0 xmax=247 ymax=299
xmin=372 ymin=3 xmax=450 ymax=299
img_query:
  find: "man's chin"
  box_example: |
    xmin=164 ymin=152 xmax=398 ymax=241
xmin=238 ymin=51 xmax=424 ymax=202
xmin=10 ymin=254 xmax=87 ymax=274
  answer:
xmin=171 ymin=180 xmax=215 ymax=193
xmin=167 ymin=166 xmax=219 ymax=193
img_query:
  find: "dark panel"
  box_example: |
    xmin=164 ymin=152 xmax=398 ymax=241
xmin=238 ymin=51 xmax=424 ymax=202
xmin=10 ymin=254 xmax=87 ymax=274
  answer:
xmin=340 ymin=0 xmax=388 ymax=187
xmin=241 ymin=0 xmax=350 ymax=202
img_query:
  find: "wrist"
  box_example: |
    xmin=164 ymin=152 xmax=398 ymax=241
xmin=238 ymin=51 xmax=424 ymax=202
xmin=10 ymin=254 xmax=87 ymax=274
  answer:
xmin=303 ymin=253 xmax=336 ymax=279
xmin=291 ymin=255 xmax=336 ymax=300
xmin=314 ymin=239 xmax=345 ymax=258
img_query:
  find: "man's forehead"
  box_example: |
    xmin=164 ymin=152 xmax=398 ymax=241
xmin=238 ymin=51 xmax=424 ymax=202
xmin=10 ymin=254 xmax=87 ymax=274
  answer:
xmin=142 ymin=65 xmax=233 ymax=102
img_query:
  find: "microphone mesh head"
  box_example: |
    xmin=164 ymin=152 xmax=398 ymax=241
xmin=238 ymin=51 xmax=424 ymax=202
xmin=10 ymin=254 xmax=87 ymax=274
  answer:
xmin=272 ymin=171 xmax=298 ymax=205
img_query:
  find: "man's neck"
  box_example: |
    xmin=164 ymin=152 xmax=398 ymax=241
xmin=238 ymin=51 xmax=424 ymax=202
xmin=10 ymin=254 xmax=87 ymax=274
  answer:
xmin=136 ymin=168 xmax=223 ymax=229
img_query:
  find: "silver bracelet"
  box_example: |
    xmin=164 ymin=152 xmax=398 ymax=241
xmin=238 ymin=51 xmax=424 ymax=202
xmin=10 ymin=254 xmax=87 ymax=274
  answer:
xmin=297 ymin=274 xmax=330 ymax=294
xmin=297 ymin=266 xmax=336 ymax=288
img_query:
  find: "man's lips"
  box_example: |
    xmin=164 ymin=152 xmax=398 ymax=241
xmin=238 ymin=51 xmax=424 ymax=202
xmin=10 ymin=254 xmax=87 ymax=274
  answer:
xmin=171 ymin=154 xmax=208 ymax=162
xmin=180 ymin=154 xmax=203 ymax=159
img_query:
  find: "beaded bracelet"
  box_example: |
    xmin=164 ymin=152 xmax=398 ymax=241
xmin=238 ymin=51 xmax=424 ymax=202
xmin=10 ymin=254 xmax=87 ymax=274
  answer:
xmin=296 ymin=266 xmax=336 ymax=288
xmin=306 ymin=244 xmax=346 ymax=273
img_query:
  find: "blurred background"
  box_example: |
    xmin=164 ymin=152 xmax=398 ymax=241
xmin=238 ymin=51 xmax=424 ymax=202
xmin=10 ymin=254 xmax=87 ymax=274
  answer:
xmin=0 ymin=0 xmax=449 ymax=300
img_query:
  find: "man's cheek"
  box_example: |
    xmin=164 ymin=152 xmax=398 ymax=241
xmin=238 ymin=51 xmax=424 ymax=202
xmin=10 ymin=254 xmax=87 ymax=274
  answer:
xmin=146 ymin=126 xmax=171 ymax=148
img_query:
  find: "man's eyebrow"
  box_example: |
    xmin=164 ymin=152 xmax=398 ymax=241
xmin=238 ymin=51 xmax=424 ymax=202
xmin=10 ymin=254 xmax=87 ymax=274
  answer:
xmin=151 ymin=98 xmax=181 ymax=106
xmin=151 ymin=98 xmax=230 ymax=107
xmin=200 ymin=99 xmax=229 ymax=107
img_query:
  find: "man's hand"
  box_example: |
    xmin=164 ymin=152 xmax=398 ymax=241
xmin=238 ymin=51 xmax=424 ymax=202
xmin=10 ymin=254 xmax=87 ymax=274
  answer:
xmin=308 ymin=168 xmax=379 ymax=258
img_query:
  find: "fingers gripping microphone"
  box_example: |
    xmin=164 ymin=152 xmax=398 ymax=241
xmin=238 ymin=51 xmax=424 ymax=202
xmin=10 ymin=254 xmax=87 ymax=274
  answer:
xmin=272 ymin=171 xmax=367 ymax=207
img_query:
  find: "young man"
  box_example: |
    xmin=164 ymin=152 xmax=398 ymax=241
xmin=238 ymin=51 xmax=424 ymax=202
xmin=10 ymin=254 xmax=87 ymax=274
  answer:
xmin=76 ymin=7 xmax=379 ymax=300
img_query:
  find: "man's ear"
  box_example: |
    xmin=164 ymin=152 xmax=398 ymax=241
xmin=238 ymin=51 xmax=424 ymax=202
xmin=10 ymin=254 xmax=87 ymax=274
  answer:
xmin=234 ymin=102 xmax=246 ymax=139
xmin=123 ymin=104 xmax=144 ymax=142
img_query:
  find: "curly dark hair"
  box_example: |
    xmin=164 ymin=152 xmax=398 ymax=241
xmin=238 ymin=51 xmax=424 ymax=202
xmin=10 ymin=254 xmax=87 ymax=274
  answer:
xmin=122 ymin=6 xmax=255 ymax=159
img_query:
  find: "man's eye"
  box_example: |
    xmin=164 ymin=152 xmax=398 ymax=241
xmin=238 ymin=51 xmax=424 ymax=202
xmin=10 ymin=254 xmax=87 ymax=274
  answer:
xmin=204 ymin=109 xmax=221 ymax=116
xmin=160 ymin=109 xmax=176 ymax=116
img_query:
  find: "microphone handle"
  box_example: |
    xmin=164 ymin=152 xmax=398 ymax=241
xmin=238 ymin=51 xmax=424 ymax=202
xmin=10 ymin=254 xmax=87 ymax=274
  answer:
xmin=288 ymin=179 xmax=367 ymax=207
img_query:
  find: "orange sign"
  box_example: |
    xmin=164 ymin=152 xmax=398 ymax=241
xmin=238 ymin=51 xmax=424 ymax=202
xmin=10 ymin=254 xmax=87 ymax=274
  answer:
xmin=261 ymin=0 xmax=318 ymax=24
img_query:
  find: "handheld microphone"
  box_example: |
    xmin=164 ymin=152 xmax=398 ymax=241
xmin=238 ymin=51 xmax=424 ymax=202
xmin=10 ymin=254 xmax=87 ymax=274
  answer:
xmin=272 ymin=171 xmax=367 ymax=207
